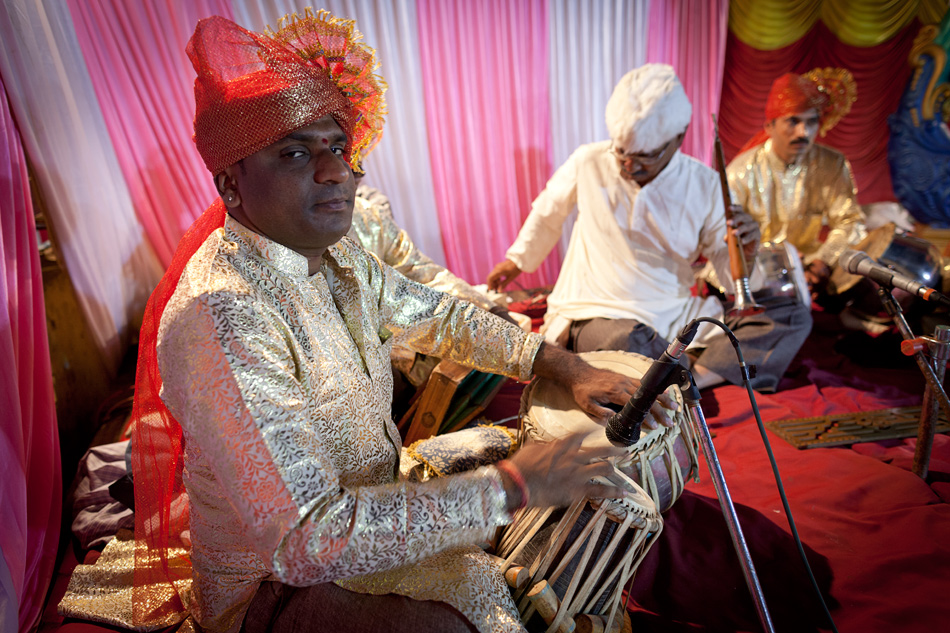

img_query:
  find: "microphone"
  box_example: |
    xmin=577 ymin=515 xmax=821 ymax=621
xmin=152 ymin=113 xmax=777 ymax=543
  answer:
xmin=604 ymin=323 xmax=698 ymax=447
xmin=839 ymin=249 xmax=950 ymax=307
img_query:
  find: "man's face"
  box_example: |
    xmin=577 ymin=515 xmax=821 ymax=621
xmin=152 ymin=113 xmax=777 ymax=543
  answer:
xmin=612 ymin=132 xmax=685 ymax=186
xmin=765 ymin=108 xmax=820 ymax=164
xmin=218 ymin=116 xmax=356 ymax=261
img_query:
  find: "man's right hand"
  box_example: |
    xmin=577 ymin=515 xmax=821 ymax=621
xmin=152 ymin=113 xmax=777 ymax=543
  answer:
xmin=487 ymin=259 xmax=522 ymax=292
xmin=502 ymin=432 xmax=629 ymax=510
xmin=804 ymin=259 xmax=832 ymax=299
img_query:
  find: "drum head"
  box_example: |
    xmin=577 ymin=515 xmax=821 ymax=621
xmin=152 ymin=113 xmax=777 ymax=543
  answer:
xmin=522 ymin=350 xmax=683 ymax=450
xmin=828 ymin=223 xmax=895 ymax=295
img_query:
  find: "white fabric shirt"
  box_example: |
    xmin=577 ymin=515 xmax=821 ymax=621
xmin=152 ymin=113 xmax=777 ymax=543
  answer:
xmin=506 ymin=142 xmax=734 ymax=345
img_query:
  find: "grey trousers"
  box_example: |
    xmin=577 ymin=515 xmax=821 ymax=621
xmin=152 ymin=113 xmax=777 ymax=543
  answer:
xmin=568 ymin=296 xmax=812 ymax=392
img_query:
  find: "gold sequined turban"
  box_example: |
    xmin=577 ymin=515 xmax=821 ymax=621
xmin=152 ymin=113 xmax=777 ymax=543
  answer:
xmin=188 ymin=9 xmax=386 ymax=175
xmin=765 ymin=68 xmax=856 ymax=136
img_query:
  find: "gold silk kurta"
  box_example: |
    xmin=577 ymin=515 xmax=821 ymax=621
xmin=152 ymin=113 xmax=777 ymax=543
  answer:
xmin=727 ymin=140 xmax=867 ymax=266
xmin=348 ymin=196 xmax=495 ymax=310
xmin=156 ymin=216 xmax=542 ymax=633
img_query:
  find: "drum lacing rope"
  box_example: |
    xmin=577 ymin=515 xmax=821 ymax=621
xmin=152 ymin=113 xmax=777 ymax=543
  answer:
xmin=679 ymin=407 xmax=702 ymax=483
xmin=663 ymin=423 xmax=699 ymax=512
xmin=614 ymin=423 xmax=672 ymax=511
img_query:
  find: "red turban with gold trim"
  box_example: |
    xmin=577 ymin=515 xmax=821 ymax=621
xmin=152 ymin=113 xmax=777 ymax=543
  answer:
xmin=189 ymin=10 xmax=386 ymax=175
xmin=740 ymin=67 xmax=856 ymax=153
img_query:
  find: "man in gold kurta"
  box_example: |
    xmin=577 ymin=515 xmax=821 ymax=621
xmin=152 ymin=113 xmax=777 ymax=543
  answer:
xmin=727 ymin=69 xmax=866 ymax=296
xmin=99 ymin=12 xmax=670 ymax=633
xmin=350 ymin=190 xmax=499 ymax=312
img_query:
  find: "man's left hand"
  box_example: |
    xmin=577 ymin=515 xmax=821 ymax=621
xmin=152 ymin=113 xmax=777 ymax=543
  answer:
xmin=727 ymin=205 xmax=761 ymax=259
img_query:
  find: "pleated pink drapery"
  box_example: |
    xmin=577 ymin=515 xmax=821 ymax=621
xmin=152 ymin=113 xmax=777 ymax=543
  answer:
xmin=645 ymin=0 xmax=730 ymax=166
xmin=0 ymin=73 xmax=61 ymax=633
xmin=416 ymin=0 xmax=557 ymax=289
xmin=66 ymin=0 xmax=234 ymax=267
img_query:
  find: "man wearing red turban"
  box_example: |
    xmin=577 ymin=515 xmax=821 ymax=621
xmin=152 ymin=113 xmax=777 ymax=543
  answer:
xmin=727 ymin=68 xmax=866 ymax=297
xmin=58 ymin=10 xmax=670 ymax=633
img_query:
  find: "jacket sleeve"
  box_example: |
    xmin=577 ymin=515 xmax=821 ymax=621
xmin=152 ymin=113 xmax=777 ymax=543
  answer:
xmin=505 ymin=149 xmax=581 ymax=273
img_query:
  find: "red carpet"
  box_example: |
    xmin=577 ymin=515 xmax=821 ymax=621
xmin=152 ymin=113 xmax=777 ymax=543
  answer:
xmin=626 ymin=321 xmax=950 ymax=632
xmin=41 ymin=318 xmax=950 ymax=633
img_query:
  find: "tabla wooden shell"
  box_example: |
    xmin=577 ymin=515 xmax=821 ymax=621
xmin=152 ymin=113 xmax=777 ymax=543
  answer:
xmin=519 ymin=350 xmax=699 ymax=512
xmin=494 ymin=351 xmax=686 ymax=631
xmin=494 ymin=467 xmax=661 ymax=632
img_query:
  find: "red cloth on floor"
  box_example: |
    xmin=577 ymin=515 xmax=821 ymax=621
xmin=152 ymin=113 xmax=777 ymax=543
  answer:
xmin=627 ymin=328 xmax=950 ymax=632
xmin=42 ymin=324 xmax=950 ymax=633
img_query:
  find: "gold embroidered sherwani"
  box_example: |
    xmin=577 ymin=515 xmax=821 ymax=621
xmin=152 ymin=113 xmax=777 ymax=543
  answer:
xmin=154 ymin=216 xmax=542 ymax=633
xmin=727 ymin=140 xmax=867 ymax=266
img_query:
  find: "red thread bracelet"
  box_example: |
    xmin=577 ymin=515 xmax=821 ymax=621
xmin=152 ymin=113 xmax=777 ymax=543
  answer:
xmin=495 ymin=460 xmax=529 ymax=512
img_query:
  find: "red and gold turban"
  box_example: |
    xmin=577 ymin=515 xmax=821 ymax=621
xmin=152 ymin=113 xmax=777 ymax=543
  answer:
xmin=189 ymin=9 xmax=386 ymax=175
xmin=741 ymin=67 xmax=856 ymax=153
xmin=765 ymin=68 xmax=856 ymax=136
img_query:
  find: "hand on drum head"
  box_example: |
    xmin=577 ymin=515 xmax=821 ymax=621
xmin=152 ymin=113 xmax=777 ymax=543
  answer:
xmin=567 ymin=365 xmax=676 ymax=430
xmin=506 ymin=432 xmax=630 ymax=509
xmin=532 ymin=342 xmax=677 ymax=430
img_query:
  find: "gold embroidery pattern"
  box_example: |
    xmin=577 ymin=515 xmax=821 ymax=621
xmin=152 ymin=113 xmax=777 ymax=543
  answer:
xmin=727 ymin=140 xmax=867 ymax=266
xmin=154 ymin=216 xmax=540 ymax=632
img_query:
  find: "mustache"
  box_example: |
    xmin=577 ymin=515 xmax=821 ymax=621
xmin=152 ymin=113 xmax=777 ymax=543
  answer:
xmin=312 ymin=187 xmax=353 ymax=204
xmin=791 ymin=137 xmax=811 ymax=145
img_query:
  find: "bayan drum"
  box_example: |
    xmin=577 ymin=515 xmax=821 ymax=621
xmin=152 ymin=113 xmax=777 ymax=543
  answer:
xmin=827 ymin=223 xmax=944 ymax=295
xmin=752 ymin=242 xmax=811 ymax=306
xmin=519 ymin=350 xmax=699 ymax=512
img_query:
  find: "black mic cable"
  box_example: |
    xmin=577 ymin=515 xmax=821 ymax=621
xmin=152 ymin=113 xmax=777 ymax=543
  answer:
xmin=688 ymin=316 xmax=839 ymax=633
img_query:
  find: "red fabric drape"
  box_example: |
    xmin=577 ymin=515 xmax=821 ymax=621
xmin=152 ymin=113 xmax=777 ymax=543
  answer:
xmin=131 ymin=200 xmax=227 ymax=625
xmin=0 ymin=71 xmax=61 ymax=632
xmin=718 ymin=21 xmax=919 ymax=204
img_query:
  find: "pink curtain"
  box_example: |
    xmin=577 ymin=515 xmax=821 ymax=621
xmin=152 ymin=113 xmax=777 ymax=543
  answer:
xmin=416 ymin=0 xmax=557 ymax=288
xmin=66 ymin=0 xmax=233 ymax=267
xmin=646 ymin=0 xmax=730 ymax=166
xmin=0 ymin=73 xmax=61 ymax=632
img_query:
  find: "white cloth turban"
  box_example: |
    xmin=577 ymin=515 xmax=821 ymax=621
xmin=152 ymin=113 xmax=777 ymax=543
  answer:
xmin=605 ymin=64 xmax=692 ymax=154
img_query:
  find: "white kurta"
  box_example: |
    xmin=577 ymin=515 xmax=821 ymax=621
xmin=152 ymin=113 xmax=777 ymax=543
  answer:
xmin=506 ymin=142 xmax=734 ymax=345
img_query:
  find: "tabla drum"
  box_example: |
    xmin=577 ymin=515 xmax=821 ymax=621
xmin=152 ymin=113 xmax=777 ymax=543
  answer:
xmin=493 ymin=463 xmax=662 ymax=633
xmin=490 ymin=351 xmax=695 ymax=631
xmin=519 ymin=350 xmax=699 ymax=513
xmin=752 ymin=242 xmax=811 ymax=306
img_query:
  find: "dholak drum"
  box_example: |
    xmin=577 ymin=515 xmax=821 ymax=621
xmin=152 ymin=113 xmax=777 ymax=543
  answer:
xmin=519 ymin=351 xmax=699 ymax=513
xmin=493 ymin=351 xmax=696 ymax=632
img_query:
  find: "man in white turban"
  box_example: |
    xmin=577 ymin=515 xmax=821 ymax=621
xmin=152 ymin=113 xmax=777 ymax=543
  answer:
xmin=487 ymin=64 xmax=812 ymax=391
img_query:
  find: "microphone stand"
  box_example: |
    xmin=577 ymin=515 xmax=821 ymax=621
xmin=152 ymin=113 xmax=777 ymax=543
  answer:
xmin=876 ymin=287 xmax=950 ymax=478
xmin=654 ymin=364 xmax=777 ymax=633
